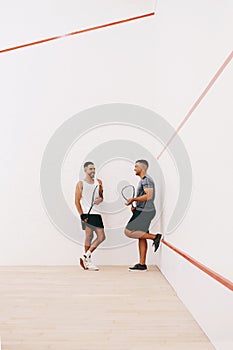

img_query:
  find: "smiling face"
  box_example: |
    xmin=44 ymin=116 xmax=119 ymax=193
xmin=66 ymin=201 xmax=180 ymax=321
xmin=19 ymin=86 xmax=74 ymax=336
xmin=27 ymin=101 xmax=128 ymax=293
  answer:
xmin=84 ymin=163 xmax=95 ymax=179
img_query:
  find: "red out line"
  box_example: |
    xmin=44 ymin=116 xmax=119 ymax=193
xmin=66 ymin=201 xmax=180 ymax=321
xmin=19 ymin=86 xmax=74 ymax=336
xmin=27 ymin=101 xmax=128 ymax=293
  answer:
xmin=0 ymin=12 xmax=155 ymax=54
xmin=162 ymin=240 xmax=233 ymax=292
xmin=157 ymin=50 xmax=233 ymax=160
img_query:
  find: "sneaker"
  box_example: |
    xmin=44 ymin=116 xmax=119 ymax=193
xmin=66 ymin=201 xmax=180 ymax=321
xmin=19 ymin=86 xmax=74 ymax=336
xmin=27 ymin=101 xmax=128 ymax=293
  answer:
xmin=152 ymin=233 xmax=162 ymax=253
xmin=86 ymin=260 xmax=99 ymax=271
xmin=79 ymin=255 xmax=89 ymax=270
xmin=128 ymin=263 xmax=147 ymax=271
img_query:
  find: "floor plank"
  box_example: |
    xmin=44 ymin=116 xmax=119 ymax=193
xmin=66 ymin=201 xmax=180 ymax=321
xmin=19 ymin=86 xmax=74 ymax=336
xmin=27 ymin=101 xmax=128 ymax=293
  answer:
xmin=0 ymin=266 xmax=215 ymax=350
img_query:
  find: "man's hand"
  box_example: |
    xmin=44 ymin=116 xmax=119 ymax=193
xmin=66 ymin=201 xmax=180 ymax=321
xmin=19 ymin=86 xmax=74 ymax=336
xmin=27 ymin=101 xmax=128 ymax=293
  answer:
xmin=125 ymin=198 xmax=134 ymax=206
xmin=80 ymin=214 xmax=88 ymax=222
xmin=94 ymin=197 xmax=103 ymax=205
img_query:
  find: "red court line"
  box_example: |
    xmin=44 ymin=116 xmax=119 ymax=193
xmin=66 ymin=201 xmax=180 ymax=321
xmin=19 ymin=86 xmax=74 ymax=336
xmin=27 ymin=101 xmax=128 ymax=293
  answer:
xmin=157 ymin=50 xmax=233 ymax=160
xmin=162 ymin=240 xmax=233 ymax=292
xmin=0 ymin=12 xmax=154 ymax=54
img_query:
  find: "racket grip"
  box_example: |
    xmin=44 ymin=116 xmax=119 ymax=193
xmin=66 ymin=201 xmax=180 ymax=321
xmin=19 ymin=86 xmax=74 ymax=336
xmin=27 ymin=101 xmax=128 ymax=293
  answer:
xmin=131 ymin=206 xmax=136 ymax=213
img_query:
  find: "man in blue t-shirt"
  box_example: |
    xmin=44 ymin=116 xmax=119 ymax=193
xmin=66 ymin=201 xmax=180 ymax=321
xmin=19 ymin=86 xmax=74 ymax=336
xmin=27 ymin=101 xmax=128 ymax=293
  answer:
xmin=124 ymin=159 xmax=162 ymax=271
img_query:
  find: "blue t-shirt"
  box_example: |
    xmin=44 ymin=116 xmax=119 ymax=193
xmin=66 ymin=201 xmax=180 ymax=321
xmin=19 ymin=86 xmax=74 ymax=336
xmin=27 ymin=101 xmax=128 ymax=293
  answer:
xmin=136 ymin=174 xmax=155 ymax=212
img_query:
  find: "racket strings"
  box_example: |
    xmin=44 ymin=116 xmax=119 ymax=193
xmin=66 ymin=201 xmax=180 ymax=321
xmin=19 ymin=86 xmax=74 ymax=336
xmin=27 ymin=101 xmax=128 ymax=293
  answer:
xmin=121 ymin=185 xmax=135 ymax=201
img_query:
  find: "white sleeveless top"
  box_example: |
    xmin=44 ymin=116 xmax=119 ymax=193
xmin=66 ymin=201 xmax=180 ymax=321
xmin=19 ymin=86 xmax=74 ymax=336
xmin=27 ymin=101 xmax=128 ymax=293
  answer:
xmin=81 ymin=179 xmax=101 ymax=215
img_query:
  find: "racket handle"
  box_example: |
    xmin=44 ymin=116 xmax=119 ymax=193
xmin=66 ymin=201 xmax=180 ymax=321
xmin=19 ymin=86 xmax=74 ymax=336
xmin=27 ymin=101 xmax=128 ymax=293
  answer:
xmin=131 ymin=206 xmax=136 ymax=213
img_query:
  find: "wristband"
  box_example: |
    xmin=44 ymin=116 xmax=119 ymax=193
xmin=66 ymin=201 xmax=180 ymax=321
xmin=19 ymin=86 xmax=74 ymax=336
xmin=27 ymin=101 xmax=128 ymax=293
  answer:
xmin=80 ymin=214 xmax=88 ymax=221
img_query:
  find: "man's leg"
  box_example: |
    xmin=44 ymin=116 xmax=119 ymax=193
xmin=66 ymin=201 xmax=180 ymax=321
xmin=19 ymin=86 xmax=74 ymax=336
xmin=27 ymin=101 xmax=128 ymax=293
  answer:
xmin=82 ymin=228 xmax=105 ymax=271
xmin=84 ymin=226 xmax=93 ymax=252
xmin=125 ymin=229 xmax=162 ymax=253
xmin=124 ymin=228 xmax=155 ymax=240
xmin=136 ymin=231 xmax=163 ymax=252
xmin=80 ymin=226 xmax=94 ymax=270
xmin=89 ymin=228 xmax=106 ymax=253
xmin=139 ymin=238 xmax=148 ymax=265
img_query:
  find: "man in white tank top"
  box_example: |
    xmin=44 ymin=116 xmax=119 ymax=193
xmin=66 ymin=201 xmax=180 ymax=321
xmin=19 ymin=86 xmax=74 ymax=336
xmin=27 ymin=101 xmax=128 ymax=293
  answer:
xmin=75 ymin=161 xmax=105 ymax=271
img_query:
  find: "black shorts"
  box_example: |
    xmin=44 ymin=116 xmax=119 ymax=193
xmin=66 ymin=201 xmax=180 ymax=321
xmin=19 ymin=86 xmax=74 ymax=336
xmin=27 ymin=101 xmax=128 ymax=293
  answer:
xmin=126 ymin=209 xmax=156 ymax=232
xmin=81 ymin=214 xmax=104 ymax=230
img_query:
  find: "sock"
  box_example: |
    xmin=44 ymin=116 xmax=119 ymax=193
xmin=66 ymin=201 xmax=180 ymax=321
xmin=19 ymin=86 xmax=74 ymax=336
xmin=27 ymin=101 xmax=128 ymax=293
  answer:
xmin=85 ymin=250 xmax=91 ymax=258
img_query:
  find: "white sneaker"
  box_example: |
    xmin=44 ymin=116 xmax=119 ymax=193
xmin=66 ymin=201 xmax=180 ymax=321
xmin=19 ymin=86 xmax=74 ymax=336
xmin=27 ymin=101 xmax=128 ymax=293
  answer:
xmin=79 ymin=255 xmax=89 ymax=270
xmin=86 ymin=259 xmax=99 ymax=271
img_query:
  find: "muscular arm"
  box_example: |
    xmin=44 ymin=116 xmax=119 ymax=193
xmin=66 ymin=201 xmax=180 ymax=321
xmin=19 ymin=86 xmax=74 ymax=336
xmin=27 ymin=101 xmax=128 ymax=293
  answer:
xmin=94 ymin=178 xmax=104 ymax=204
xmin=75 ymin=181 xmax=84 ymax=215
xmin=127 ymin=188 xmax=153 ymax=205
xmin=97 ymin=178 xmax=104 ymax=199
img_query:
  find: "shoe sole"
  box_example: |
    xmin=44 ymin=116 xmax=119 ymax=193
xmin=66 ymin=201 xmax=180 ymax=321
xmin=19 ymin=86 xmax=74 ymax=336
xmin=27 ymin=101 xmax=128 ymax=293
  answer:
xmin=79 ymin=257 xmax=87 ymax=270
xmin=128 ymin=269 xmax=147 ymax=272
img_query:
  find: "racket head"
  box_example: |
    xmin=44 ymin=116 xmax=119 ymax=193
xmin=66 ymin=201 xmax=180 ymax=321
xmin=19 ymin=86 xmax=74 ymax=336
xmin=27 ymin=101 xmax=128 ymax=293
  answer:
xmin=121 ymin=185 xmax=135 ymax=201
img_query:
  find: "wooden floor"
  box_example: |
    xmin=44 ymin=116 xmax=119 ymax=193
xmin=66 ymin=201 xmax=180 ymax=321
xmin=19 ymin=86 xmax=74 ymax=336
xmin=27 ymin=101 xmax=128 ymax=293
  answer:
xmin=0 ymin=266 xmax=215 ymax=350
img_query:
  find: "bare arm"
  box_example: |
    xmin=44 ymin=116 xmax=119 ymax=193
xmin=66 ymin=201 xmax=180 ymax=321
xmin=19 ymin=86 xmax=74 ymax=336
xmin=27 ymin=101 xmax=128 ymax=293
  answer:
xmin=94 ymin=178 xmax=104 ymax=205
xmin=75 ymin=181 xmax=84 ymax=215
xmin=126 ymin=188 xmax=153 ymax=205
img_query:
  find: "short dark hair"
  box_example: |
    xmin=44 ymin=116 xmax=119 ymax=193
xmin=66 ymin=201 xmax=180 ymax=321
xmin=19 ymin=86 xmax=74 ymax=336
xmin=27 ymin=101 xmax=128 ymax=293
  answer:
xmin=135 ymin=159 xmax=149 ymax=168
xmin=84 ymin=161 xmax=94 ymax=168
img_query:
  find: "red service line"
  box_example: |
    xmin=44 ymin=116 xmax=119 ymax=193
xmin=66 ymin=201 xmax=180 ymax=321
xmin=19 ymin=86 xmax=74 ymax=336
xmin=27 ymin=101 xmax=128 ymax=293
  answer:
xmin=0 ymin=12 xmax=155 ymax=54
xmin=157 ymin=50 xmax=233 ymax=160
xmin=162 ymin=240 xmax=233 ymax=292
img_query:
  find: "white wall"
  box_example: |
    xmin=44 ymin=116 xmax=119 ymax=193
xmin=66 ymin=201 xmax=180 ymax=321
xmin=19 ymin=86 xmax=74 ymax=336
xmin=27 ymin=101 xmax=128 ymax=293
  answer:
xmin=152 ymin=4 xmax=233 ymax=350
xmin=1 ymin=2 xmax=232 ymax=348
xmin=0 ymin=0 xmax=232 ymax=286
xmin=0 ymin=0 xmax=159 ymax=265
xmin=156 ymin=0 xmax=233 ymax=282
xmin=157 ymin=244 xmax=233 ymax=350
xmin=0 ymin=0 xmax=156 ymax=50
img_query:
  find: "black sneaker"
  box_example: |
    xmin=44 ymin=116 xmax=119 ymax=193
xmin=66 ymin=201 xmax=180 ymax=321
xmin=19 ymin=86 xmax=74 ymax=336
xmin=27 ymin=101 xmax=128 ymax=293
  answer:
xmin=128 ymin=263 xmax=147 ymax=271
xmin=152 ymin=234 xmax=162 ymax=252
